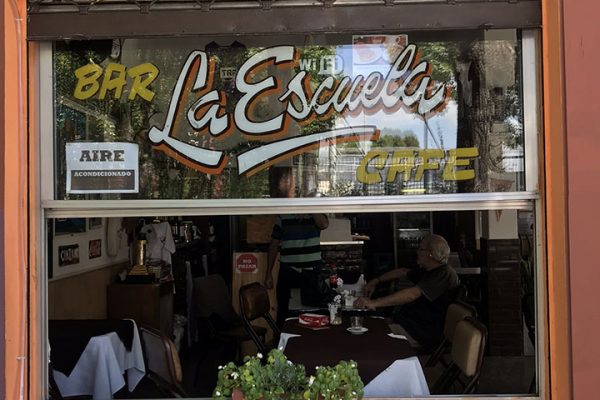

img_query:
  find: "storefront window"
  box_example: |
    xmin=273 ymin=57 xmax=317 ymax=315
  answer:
xmin=44 ymin=26 xmax=540 ymax=399
xmin=53 ymin=30 xmax=525 ymax=200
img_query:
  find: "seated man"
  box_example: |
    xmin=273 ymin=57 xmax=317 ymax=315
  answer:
xmin=354 ymin=234 xmax=460 ymax=350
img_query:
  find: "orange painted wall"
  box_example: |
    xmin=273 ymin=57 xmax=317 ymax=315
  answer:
xmin=3 ymin=0 xmax=28 ymax=400
xmin=541 ymin=0 xmax=572 ymax=398
xmin=0 ymin=0 xmax=5 ymax=393
xmin=563 ymin=0 xmax=600 ymax=398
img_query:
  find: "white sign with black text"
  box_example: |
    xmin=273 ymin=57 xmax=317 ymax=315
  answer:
xmin=66 ymin=142 xmax=139 ymax=193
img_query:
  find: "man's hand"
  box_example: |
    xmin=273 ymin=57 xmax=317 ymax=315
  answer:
xmin=363 ymin=278 xmax=379 ymax=297
xmin=264 ymin=272 xmax=274 ymax=289
xmin=353 ymin=296 xmax=376 ymax=310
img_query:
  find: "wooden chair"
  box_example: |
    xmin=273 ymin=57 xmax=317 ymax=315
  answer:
xmin=139 ymin=325 xmax=187 ymax=398
xmin=431 ymin=317 xmax=487 ymax=394
xmin=239 ymin=282 xmax=281 ymax=355
xmin=48 ymin=362 xmax=64 ymax=400
xmin=425 ymin=301 xmax=478 ymax=367
xmin=193 ymin=274 xmax=267 ymax=358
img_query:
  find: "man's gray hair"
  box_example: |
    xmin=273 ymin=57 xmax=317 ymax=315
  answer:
xmin=423 ymin=234 xmax=451 ymax=264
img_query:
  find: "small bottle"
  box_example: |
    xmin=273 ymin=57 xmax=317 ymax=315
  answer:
xmin=170 ymin=217 xmax=178 ymax=237
xmin=356 ymin=274 xmax=366 ymax=297
xmin=178 ymin=217 xmax=186 ymax=241
xmin=174 ymin=217 xmax=182 ymax=241
xmin=329 ymin=264 xmax=338 ymax=289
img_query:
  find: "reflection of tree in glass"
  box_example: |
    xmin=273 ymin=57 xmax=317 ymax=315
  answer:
xmin=297 ymin=45 xmax=347 ymax=196
xmin=418 ymin=42 xmax=459 ymax=101
xmin=502 ymin=88 xmax=523 ymax=149
xmin=372 ymin=133 xmax=419 ymax=148
xmin=461 ymin=40 xmax=522 ymax=192
xmin=55 ymin=45 xmax=128 ymax=199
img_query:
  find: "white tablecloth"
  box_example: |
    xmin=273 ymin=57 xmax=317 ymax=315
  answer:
xmin=279 ymin=329 xmax=429 ymax=397
xmin=363 ymin=357 xmax=430 ymax=397
xmin=53 ymin=322 xmax=145 ymax=399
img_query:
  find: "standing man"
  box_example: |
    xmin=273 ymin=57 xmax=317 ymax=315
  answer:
xmin=263 ymin=167 xmax=329 ymax=326
xmin=354 ymin=234 xmax=460 ymax=350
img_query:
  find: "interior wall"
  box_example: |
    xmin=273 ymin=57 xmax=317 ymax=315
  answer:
xmin=51 ymin=218 xmax=129 ymax=280
xmin=563 ymin=0 xmax=600 ymax=397
xmin=48 ymin=262 xmax=127 ymax=319
xmin=48 ymin=217 xmax=129 ymax=319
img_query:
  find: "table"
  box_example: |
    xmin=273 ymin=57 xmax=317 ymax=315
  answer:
xmin=281 ymin=316 xmax=429 ymax=397
xmin=50 ymin=319 xmax=146 ymax=399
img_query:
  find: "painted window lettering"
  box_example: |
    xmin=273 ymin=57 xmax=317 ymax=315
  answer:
xmin=73 ymin=63 xmax=159 ymax=101
xmin=144 ymin=44 xmax=453 ymax=177
xmin=356 ymin=147 xmax=479 ymax=184
xmin=74 ymin=45 xmax=476 ymax=183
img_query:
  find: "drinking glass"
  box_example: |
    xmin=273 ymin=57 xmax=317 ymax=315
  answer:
xmin=350 ymin=316 xmax=364 ymax=329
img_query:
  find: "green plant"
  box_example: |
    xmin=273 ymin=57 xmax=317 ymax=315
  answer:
xmin=303 ymin=361 xmax=364 ymax=400
xmin=213 ymin=349 xmax=308 ymax=400
xmin=213 ymin=349 xmax=363 ymax=400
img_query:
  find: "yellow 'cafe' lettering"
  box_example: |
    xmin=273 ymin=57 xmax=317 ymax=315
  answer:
xmin=356 ymin=147 xmax=479 ymax=184
xmin=73 ymin=62 xmax=159 ymax=101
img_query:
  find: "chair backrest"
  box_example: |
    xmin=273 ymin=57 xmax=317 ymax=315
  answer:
xmin=443 ymin=302 xmax=478 ymax=342
xmin=194 ymin=274 xmax=240 ymax=324
xmin=239 ymin=282 xmax=281 ymax=354
xmin=451 ymin=317 xmax=487 ymax=378
xmin=139 ymin=325 xmax=186 ymax=396
xmin=239 ymin=282 xmax=271 ymax=321
xmin=454 ymin=283 xmax=468 ymax=302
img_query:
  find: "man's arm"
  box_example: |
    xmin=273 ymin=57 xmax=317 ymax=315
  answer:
xmin=312 ymin=214 xmax=329 ymax=230
xmin=354 ymin=286 xmax=422 ymax=309
xmin=264 ymin=238 xmax=281 ymax=289
xmin=363 ymin=267 xmax=411 ymax=297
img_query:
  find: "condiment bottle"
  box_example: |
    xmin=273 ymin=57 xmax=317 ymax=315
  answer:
xmin=329 ymin=264 xmax=338 ymax=289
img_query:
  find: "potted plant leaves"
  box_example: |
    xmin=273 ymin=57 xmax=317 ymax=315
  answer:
xmin=303 ymin=361 xmax=364 ymax=400
xmin=213 ymin=349 xmax=363 ymax=400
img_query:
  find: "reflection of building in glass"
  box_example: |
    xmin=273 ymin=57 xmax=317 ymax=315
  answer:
xmin=316 ymin=146 xmax=460 ymax=196
xmin=502 ymin=145 xmax=524 ymax=172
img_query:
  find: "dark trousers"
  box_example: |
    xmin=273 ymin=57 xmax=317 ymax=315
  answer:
xmin=276 ymin=267 xmax=301 ymax=327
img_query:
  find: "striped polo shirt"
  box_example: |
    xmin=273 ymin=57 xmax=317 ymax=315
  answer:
xmin=271 ymin=214 xmax=323 ymax=269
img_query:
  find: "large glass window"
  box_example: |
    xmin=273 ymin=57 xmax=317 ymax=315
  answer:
xmin=42 ymin=28 xmax=541 ymax=400
xmin=53 ymin=30 xmax=525 ymax=200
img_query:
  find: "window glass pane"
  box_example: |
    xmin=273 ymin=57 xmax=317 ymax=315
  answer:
xmin=46 ymin=208 xmax=537 ymax=396
xmin=53 ymin=30 xmax=524 ymax=200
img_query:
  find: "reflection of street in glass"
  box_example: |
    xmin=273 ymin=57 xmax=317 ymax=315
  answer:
xmin=383 ymin=35 xmax=408 ymax=63
xmin=353 ymin=35 xmax=387 ymax=64
xmin=352 ymin=34 xmax=408 ymax=66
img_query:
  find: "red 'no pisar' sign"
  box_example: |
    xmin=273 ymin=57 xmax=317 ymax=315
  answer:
xmin=236 ymin=253 xmax=258 ymax=273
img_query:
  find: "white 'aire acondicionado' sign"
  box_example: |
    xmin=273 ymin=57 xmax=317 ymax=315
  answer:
xmin=66 ymin=142 xmax=139 ymax=193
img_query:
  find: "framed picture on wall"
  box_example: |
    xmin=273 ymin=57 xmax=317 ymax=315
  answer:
xmin=89 ymin=239 xmax=102 ymax=259
xmin=58 ymin=244 xmax=80 ymax=267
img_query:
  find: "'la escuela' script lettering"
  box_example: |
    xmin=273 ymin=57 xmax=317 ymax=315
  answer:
xmin=147 ymin=44 xmax=452 ymax=176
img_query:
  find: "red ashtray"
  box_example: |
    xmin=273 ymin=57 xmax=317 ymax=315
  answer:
xmin=299 ymin=313 xmax=330 ymax=327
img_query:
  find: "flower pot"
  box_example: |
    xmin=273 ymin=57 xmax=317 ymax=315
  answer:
xmin=232 ymin=388 xmax=245 ymax=400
